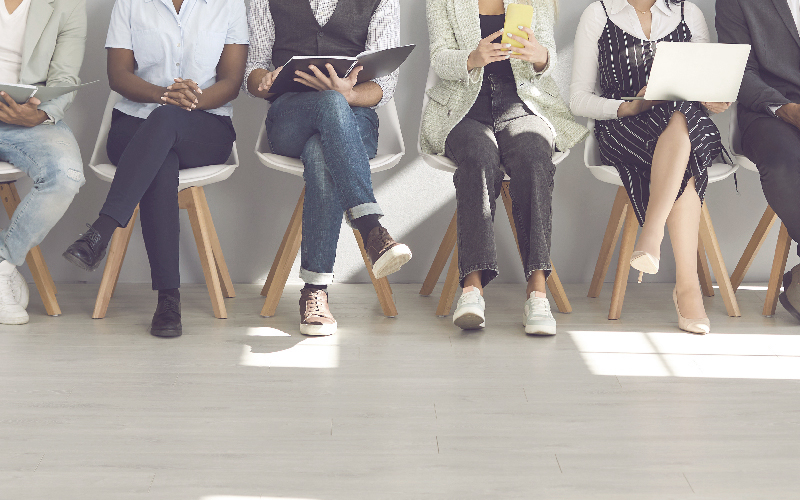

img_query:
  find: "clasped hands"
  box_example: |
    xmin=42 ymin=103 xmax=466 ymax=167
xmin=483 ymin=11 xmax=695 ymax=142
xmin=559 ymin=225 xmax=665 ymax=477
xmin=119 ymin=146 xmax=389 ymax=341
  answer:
xmin=618 ymin=86 xmax=731 ymax=117
xmin=258 ymin=63 xmax=363 ymax=104
xmin=467 ymin=26 xmax=548 ymax=72
xmin=0 ymin=92 xmax=47 ymax=127
xmin=161 ymin=78 xmax=203 ymax=111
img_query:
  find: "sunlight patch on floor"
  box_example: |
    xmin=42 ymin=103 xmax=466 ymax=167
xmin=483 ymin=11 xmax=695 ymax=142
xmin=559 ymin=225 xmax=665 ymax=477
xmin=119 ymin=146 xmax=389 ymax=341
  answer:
xmin=240 ymin=334 xmax=339 ymax=369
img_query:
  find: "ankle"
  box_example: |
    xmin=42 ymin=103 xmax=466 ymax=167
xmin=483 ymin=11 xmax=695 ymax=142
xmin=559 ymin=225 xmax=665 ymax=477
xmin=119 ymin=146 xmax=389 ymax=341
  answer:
xmin=158 ymin=288 xmax=180 ymax=301
xmin=353 ymin=214 xmax=381 ymax=242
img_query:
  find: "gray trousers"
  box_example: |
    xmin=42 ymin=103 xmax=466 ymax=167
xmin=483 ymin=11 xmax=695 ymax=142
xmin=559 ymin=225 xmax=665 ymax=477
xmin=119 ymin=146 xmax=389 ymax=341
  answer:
xmin=445 ymin=75 xmax=556 ymax=287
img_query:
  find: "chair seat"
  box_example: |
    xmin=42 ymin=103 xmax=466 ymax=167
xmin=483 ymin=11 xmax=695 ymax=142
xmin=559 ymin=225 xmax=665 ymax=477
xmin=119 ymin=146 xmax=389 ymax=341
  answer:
xmin=90 ymin=162 xmax=238 ymax=191
xmin=0 ymin=162 xmax=26 ymax=183
xmin=255 ymin=150 xmax=403 ymax=177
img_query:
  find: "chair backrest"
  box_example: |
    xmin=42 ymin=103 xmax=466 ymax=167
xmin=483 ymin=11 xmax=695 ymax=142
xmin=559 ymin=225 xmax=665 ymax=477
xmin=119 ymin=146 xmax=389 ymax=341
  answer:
xmin=728 ymin=105 xmax=757 ymax=172
xmin=0 ymin=162 xmax=25 ymax=183
xmin=418 ymin=66 xmax=570 ymax=174
xmin=89 ymin=91 xmax=240 ymax=190
xmin=255 ymin=96 xmax=406 ymax=176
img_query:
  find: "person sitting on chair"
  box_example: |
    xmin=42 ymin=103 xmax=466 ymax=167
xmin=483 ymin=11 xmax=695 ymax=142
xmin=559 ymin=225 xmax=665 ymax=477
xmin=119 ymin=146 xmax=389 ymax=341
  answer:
xmin=0 ymin=0 xmax=86 ymax=325
xmin=717 ymin=0 xmax=800 ymax=322
xmin=62 ymin=0 xmax=248 ymax=338
xmin=570 ymin=0 xmax=732 ymax=335
xmin=245 ymin=0 xmax=412 ymax=337
xmin=421 ymin=0 xmax=587 ymax=335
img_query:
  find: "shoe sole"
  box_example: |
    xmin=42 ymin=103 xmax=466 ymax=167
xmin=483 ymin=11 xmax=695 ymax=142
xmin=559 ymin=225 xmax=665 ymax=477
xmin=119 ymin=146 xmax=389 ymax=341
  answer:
xmin=524 ymin=323 xmax=557 ymax=336
xmin=372 ymin=245 xmax=412 ymax=280
xmin=630 ymin=253 xmax=659 ymax=275
xmin=453 ymin=308 xmax=485 ymax=330
xmin=0 ymin=315 xmax=30 ymax=325
xmin=62 ymin=250 xmax=103 ymax=272
xmin=300 ymin=322 xmax=338 ymax=336
xmin=151 ymin=326 xmax=183 ymax=338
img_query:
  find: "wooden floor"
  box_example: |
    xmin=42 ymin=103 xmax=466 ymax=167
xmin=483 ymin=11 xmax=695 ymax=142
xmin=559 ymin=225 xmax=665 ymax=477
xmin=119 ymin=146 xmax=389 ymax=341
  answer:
xmin=2 ymin=282 xmax=800 ymax=499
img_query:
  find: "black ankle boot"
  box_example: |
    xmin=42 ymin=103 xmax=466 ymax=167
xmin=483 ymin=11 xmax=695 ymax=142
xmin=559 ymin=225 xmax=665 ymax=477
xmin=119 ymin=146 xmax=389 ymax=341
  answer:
xmin=62 ymin=225 xmax=108 ymax=272
xmin=151 ymin=292 xmax=182 ymax=338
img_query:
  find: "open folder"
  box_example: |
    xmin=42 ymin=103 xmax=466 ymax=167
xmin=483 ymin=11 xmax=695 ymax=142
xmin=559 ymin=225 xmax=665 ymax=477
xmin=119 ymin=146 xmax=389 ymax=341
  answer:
xmin=0 ymin=81 xmax=99 ymax=105
xmin=267 ymin=45 xmax=415 ymax=97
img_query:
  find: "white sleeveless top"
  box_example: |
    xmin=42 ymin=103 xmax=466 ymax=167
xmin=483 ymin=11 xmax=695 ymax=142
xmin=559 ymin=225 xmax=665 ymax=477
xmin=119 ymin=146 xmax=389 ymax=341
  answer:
xmin=0 ymin=0 xmax=33 ymax=84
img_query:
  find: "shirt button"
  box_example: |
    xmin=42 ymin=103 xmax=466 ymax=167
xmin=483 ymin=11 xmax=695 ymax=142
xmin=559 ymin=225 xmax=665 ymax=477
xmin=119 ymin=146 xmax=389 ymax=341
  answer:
xmin=318 ymin=32 xmax=324 ymax=37
xmin=176 ymin=63 xmax=180 ymax=67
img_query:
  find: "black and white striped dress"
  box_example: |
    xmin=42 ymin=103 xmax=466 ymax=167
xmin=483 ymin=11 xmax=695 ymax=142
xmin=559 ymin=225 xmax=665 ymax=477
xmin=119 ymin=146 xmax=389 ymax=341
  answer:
xmin=594 ymin=1 xmax=724 ymax=226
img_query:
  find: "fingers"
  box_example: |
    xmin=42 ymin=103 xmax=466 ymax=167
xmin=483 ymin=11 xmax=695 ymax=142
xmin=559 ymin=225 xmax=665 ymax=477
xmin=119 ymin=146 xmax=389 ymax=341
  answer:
xmin=347 ymin=65 xmax=363 ymax=85
xmin=161 ymin=91 xmax=195 ymax=110
xmin=307 ymin=64 xmax=332 ymax=85
xmin=481 ymin=29 xmax=505 ymax=44
xmin=636 ymin=86 xmax=648 ymax=97
xmin=175 ymin=78 xmax=202 ymax=94
xmin=0 ymin=91 xmax=19 ymax=110
xmin=166 ymin=84 xmax=199 ymax=104
xmin=294 ymin=70 xmax=325 ymax=91
xmin=27 ymin=97 xmax=41 ymax=107
xmin=505 ymin=32 xmax=532 ymax=47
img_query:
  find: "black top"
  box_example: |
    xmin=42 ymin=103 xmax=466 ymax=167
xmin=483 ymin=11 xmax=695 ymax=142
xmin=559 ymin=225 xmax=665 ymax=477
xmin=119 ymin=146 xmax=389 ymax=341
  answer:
xmin=480 ymin=15 xmax=514 ymax=79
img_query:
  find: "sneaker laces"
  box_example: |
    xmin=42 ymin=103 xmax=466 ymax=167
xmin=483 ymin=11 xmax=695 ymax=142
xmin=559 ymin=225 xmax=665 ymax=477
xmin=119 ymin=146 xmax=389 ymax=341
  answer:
xmin=305 ymin=290 xmax=327 ymax=316
xmin=528 ymin=297 xmax=552 ymax=318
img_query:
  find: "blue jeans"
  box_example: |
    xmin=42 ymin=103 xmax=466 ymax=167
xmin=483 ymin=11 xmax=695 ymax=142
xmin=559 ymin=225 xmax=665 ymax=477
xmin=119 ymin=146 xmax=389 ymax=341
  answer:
xmin=266 ymin=90 xmax=381 ymax=285
xmin=0 ymin=121 xmax=85 ymax=266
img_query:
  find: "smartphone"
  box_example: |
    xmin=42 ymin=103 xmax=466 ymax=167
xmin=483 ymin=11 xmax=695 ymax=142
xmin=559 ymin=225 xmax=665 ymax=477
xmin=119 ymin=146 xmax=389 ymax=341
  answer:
xmin=501 ymin=4 xmax=534 ymax=48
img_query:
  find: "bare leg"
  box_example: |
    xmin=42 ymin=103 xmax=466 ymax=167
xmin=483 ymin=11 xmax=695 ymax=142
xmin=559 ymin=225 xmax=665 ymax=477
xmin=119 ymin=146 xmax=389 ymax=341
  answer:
xmin=526 ymin=270 xmax=547 ymax=297
xmin=635 ymin=112 xmax=692 ymax=260
xmin=463 ymin=271 xmax=483 ymax=295
xmin=666 ymin=178 xmax=707 ymax=319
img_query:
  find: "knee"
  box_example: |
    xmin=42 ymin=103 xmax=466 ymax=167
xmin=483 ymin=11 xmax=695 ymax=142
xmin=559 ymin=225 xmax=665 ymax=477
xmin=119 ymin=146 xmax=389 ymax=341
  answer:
xmin=35 ymin=158 xmax=84 ymax=198
xmin=144 ymin=105 xmax=184 ymax=131
xmin=761 ymin=150 xmax=800 ymax=187
xmin=314 ymin=90 xmax=351 ymax=121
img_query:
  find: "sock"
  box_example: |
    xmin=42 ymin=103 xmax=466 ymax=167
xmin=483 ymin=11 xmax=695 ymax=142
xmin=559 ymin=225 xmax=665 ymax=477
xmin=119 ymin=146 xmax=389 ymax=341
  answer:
xmin=352 ymin=214 xmax=381 ymax=243
xmin=530 ymin=291 xmax=546 ymax=299
xmin=302 ymin=284 xmax=328 ymax=292
xmin=91 ymin=214 xmax=121 ymax=248
xmin=158 ymin=288 xmax=180 ymax=301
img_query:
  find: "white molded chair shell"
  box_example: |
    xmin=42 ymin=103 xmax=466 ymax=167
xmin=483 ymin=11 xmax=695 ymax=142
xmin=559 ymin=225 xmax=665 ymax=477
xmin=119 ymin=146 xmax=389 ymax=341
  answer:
xmin=89 ymin=92 xmax=240 ymax=191
xmin=585 ymin=119 xmax=739 ymax=186
xmin=254 ymin=97 xmax=405 ymax=176
xmin=728 ymin=105 xmax=757 ymax=173
xmin=417 ymin=66 xmax=569 ymax=174
xmin=0 ymin=162 xmax=26 ymax=184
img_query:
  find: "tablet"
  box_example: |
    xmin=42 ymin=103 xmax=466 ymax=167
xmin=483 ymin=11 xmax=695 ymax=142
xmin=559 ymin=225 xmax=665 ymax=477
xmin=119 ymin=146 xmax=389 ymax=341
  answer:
xmin=501 ymin=4 xmax=534 ymax=48
xmin=625 ymin=42 xmax=751 ymax=102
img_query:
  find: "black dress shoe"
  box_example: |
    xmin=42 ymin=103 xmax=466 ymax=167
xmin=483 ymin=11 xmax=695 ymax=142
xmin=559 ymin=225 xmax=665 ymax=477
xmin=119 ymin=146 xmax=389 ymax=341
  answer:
xmin=151 ymin=294 xmax=182 ymax=338
xmin=62 ymin=225 xmax=108 ymax=272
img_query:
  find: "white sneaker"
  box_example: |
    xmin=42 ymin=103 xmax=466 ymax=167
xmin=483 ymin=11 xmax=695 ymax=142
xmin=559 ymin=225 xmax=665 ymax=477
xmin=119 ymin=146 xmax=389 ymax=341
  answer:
xmin=453 ymin=287 xmax=485 ymax=330
xmin=8 ymin=267 xmax=29 ymax=309
xmin=523 ymin=293 xmax=556 ymax=336
xmin=0 ymin=265 xmax=29 ymax=325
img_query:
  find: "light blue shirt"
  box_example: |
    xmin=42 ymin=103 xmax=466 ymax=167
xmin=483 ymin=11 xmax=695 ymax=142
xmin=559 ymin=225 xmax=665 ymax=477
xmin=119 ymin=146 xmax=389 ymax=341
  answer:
xmin=105 ymin=0 xmax=249 ymax=119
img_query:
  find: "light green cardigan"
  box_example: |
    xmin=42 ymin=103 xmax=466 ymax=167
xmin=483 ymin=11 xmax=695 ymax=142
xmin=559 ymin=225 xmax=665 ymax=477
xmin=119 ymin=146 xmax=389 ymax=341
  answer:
xmin=420 ymin=0 xmax=588 ymax=156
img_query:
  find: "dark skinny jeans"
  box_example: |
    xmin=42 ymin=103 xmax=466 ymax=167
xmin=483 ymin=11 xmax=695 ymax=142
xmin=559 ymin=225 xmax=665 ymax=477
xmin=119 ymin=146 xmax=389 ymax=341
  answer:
xmin=445 ymin=74 xmax=556 ymax=288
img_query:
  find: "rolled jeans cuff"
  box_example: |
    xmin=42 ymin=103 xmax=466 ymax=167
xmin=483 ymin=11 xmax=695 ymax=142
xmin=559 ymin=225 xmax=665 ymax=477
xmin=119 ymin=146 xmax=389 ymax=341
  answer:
xmin=344 ymin=202 xmax=383 ymax=228
xmin=525 ymin=263 xmax=552 ymax=282
xmin=300 ymin=267 xmax=335 ymax=286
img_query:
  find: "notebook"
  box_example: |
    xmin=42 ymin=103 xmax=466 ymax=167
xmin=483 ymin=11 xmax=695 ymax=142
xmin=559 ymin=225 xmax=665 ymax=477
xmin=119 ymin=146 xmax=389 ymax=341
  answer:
xmin=0 ymin=81 xmax=99 ymax=105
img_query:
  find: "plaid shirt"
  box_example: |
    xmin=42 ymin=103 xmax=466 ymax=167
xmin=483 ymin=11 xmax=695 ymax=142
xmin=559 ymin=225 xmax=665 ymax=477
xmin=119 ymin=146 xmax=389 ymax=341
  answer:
xmin=244 ymin=0 xmax=400 ymax=108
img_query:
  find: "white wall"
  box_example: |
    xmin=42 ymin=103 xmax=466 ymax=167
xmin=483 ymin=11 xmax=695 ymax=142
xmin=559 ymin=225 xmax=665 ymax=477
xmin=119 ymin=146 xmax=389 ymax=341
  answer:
xmin=16 ymin=0 xmax=793 ymax=288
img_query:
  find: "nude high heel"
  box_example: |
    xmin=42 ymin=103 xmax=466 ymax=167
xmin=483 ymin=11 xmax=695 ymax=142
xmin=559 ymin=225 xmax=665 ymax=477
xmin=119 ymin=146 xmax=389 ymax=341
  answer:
xmin=673 ymin=287 xmax=710 ymax=335
xmin=630 ymin=251 xmax=659 ymax=283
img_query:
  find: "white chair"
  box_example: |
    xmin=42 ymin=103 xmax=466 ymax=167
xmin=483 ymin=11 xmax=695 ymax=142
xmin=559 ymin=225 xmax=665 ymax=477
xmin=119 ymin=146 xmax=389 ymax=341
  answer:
xmin=88 ymin=92 xmax=239 ymax=320
xmin=0 ymin=163 xmax=60 ymax=315
xmin=417 ymin=67 xmax=573 ymax=317
xmin=584 ymin=118 xmax=741 ymax=319
xmin=727 ymin=106 xmax=792 ymax=316
xmin=256 ymin=98 xmax=406 ymax=318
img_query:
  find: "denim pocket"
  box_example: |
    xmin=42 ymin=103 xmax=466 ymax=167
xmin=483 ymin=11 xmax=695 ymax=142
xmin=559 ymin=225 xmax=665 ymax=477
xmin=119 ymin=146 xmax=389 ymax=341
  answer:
xmin=131 ymin=30 xmax=166 ymax=67
xmin=194 ymin=31 xmax=227 ymax=69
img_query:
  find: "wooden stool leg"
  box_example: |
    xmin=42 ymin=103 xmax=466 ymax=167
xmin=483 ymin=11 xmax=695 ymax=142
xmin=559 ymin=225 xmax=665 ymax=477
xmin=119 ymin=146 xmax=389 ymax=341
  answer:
xmin=261 ymin=188 xmax=305 ymax=317
xmin=354 ymin=229 xmax=398 ymax=317
xmin=181 ymin=187 xmax=226 ymax=319
xmin=437 ymin=245 xmax=460 ymax=317
xmin=590 ymin=187 xmax=630 ymax=298
xmin=731 ymin=206 xmax=778 ymax=291
xmin=420 ymin=211 xmax=458 ymax=296
xmin=764 ymin=223 xmax=792 ymax=317
xmin=699 ymin=203 xmax=741 ymax=317
xmin=0 ymin=183 xmax=60 ymax=316
xmin=92 ymin=206 xmax=139 ymax=319
xmin=609 ymin=202 xmax=639 ymax=320
xmin=697 ymin=238 xmax=715 ymax=297
xmin=194 ymin=187 xmax=235 ymax=299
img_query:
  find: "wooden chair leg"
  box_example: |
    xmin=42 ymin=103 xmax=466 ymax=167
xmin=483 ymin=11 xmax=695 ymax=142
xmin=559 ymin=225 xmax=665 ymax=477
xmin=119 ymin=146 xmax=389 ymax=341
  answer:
xmin=590 ymin=186 xmax=630 ymax=298
xmin=437 ymin=245 xmax=460 ymax=317
xmin=699 ymin=203 xmax=741 ymax=317
xmin=0 ymin=182 xmax=60 ymax=316
xmin=353 ymin=229 xmax=398 ymax=318
xmin=609 ymin=202 xmax=639 ymax=320
xmin=697 ymin=238 xmax=715 ymax=297
xmin=194 ymin=186 xmax=235 ymax=299
xmin=181 ymin=187 xmax=226 ymax=319
xmin=764 ymin=222 xmax=792 ymax=317
xmin=420 ymin=211 xmax=458 ymax=296
xmin=731 ymin=206 xmax=778 ymax=292
xmin=261 ymin=188 xmax=305 ymax=317
xmin=92 ymin=206 xmax=139 ymax=319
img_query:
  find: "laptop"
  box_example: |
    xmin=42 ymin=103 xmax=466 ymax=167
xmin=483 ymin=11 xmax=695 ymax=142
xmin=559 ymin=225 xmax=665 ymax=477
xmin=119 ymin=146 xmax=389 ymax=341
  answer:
xmin=623 ymin=42 xmax=751 ymax=102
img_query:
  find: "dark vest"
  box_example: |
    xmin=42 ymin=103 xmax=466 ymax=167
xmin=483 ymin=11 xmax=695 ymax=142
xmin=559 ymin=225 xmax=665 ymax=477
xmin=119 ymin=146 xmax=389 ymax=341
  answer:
xmin=269 ymin=0 xmax=382 ymax=68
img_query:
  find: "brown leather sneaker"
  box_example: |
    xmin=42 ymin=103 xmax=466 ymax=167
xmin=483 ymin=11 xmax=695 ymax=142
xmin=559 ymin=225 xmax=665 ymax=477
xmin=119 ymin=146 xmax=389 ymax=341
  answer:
xmin=299 ymin=288 xmax=337 ymax=336
xmin=365 ymin=226 xmax=412 ymax=279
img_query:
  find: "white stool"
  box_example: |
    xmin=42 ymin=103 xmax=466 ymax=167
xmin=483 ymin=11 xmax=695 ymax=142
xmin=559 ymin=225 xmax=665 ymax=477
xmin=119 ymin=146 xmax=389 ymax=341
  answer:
xmin=255 ymin=98 xmax=406 ymax=318
xmin=0 ymin=162 xmax=60 ymax=315
xmin=88 ymin=92 xmax=239 ymax=319
xmin=417 ymin=67 xmax=573 ymax=317
xmin=584 ymin=118 xmax=741 ymax=319
xmin=727 ymin=106 xmax=792 ymax=316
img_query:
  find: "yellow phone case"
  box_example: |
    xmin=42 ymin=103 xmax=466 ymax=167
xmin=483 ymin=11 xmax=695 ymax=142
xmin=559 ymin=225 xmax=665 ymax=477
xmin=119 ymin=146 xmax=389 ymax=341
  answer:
xmin=501 ymin=4 xmax=534 ymax=49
